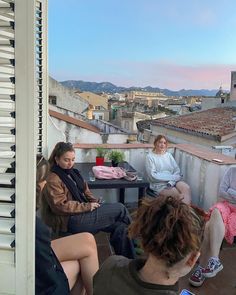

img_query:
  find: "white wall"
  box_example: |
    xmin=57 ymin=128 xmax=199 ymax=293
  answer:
xmin=75 ymin=146 xmax=236 ymax=209
xmin=174 ymin=148 xmax=235 ymax=209
xmin=49 ymin=77 xmax=89 ymax=114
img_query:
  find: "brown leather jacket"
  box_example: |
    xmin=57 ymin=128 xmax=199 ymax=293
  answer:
xmin=41 ymin=172 xmax=98 ymax=234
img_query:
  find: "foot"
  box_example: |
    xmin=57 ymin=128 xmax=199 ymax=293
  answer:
xmin=189 ymin=266 xmax=205 ymax=287
xmin=202 ymin=257 xmax=223 ymax=278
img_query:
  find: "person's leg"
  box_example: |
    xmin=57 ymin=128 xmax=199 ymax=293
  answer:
xmin=108 ymin=221 xmax=135 ymax=258
xmin=208 ymin=208 xmax=225 ymax=258
xmin=51 ymin=232 xmax=98 ymax=295
xmin=175 ymin=181 xmax=191 ymax=204
xmin=67 ymin=203 xmax=134 ymax=258
xmin=60 ymin=260 xmax=80 ymax=290
xmin=189 ymin=219 xmax=212 ymax=287
xmin=159 ymin=187 xmax=181 ymax=198
xmin=198 ymin=221 xmax=211 ymax=266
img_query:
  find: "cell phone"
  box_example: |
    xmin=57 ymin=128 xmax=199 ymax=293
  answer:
xmin=179 ymin=289 xmax=195 ymax=295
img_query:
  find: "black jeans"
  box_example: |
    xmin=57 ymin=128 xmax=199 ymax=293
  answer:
xmin=68 ymin=203 xmax=135 ymax=259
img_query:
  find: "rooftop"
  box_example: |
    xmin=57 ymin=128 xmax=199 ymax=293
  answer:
xmin=151 ymin=107 xmax=236 ymax=140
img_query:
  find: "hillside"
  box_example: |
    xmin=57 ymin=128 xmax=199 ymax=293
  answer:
xmin=61 ymin=80 xmax=218 ymax=97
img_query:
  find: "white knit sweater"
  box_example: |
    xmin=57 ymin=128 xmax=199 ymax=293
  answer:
xmin=145 ymin=151 xmax=182 ymax=193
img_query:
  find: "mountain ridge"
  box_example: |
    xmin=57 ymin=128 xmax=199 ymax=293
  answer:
xmin=60 ymin=80 xmax=219 ymax=97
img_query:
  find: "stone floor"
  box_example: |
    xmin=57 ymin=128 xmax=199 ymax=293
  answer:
xmin=95 ymin=233 xmax=236 ymax=295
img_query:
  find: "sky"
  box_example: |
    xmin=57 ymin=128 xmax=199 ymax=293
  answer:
xmin=48 ymin=0 xmax=236 ymax=91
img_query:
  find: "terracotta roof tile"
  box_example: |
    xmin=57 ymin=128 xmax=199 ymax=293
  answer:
xmin=49 ymin=110 xmax=100 ymax=133
xmin=151 ymin=107 xmax=236 ymax=139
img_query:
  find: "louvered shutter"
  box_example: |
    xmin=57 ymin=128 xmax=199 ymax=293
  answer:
xmin=0 ymin=1 xmax=16 ymax=293
xmin=0 ymin=0 xmax=48 ymax=294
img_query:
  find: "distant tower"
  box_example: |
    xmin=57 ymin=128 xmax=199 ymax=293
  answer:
xmin=230 ymin=71 xmax=236 ymax=100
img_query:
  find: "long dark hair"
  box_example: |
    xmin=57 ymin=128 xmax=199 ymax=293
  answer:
xmin=48 ymin=142 xmax=75 ymax=168
xmin=129 ymin=196 xmax=205 ymax=267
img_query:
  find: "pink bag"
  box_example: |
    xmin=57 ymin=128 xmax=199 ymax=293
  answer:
xmin=92 ymin=166 xmax=127 ymax=179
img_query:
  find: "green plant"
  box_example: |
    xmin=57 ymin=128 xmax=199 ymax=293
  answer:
xmin=108 ymin=150 xmax=125 ymax=164
xmin=96 ymin=147 xmax=107 ymax=158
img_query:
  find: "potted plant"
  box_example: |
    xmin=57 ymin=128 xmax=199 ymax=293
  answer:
xmin=96 ymin=147 xmax=107 ymax=166
xmin=108 ymin=150 xmax=125 ymax=167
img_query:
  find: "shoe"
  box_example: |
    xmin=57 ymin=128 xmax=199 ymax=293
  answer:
xmin=189 ymin=266 xmax=205 ymax=287
xmin=202 ymin=257 xmax=223 ymax=278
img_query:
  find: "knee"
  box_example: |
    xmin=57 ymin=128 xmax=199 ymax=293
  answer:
xmin=183 ymin=183 xmax=191 ymax=194
xmin=78 ymin=232 xmax=97 ymax=250
xmin=211 ymin=208 xmax=222 ymax=220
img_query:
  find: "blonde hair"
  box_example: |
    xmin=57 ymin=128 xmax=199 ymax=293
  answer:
xmin=153 ymin=135 xmax=168 ymax=152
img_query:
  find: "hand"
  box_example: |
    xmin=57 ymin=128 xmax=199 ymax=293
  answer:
xmin=98 ymin=197 xmax=105 ymax=204
xmin=90 ymin=202 xmax=100 ymax=211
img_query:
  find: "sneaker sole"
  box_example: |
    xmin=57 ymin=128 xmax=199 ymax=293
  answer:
xmin=189 ymin=278 xmax=205 ymax=287
xmin=203 ymin=264 xmax=223 ymax=278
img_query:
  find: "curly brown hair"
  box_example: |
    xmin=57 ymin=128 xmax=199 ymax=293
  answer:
xmin=129 ymin=196 xmax=205 ymax=267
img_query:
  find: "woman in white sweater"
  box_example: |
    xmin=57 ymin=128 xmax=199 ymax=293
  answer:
xmin=145 ymin=135 xmax=191 ymax=204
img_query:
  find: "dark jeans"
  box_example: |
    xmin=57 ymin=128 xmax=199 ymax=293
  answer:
xmin=68 ymin=203 xmax=135 ymax=259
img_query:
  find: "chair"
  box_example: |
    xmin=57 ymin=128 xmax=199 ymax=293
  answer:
xmin=146 ymin=187 xmax=158 ymax=198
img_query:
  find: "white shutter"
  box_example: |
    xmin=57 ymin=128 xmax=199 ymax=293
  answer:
xmin=0 ymin=0 xmax=48 ymax=294
xmin=0 ymin=1 xmax=16 ymax=293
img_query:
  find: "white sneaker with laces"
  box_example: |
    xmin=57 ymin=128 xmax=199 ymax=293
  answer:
xmin=202 ymin=257 xmax=223 ymax=278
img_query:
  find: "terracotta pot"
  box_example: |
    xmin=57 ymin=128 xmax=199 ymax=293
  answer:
xmin=96 ymin=157 xmax=104 ymax=166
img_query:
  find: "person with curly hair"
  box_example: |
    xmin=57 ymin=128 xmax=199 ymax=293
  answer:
xmin=93 ymin=196 xmax=205 ymax=295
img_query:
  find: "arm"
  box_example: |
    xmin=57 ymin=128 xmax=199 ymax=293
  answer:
xmin=218 ymin=168 xmax=236 ymax=203
xmin=145 ymin=154 xmax=180 ymax=182
xmin=45 ymin=178 xmax=92 ymax=215
xmin=83 ymin=181 xmax=98 ymax=202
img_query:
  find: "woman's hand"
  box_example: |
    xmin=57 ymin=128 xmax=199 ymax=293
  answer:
xmin=90 ymin=202 xmax=100 ymax=211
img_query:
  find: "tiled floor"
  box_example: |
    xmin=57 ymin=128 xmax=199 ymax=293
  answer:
xmin=95 ymin=233 xmax=236 ymax=295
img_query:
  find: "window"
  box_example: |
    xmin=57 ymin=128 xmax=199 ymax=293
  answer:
xmin=49 ymin=95 xmax=57 ymax=105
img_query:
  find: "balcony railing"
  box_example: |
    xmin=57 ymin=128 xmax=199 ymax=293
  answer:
xmin=74 ymin=143 xmax=236 ymax=209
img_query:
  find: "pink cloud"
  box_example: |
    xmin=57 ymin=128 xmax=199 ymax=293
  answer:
xmin=102 ymin=61 xmax=236 ymax=90
xmin=52 ymin=61 xmax=236 ymax=91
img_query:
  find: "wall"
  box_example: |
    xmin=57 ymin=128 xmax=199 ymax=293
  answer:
xmin=230 ymin=71 xmax=236 ymax=100
xmin=74 ymin=143 xmax=236 ymax=209
xmin=49 ymin=77 xmax=89 ymax=114
xmin=174 ymin=148 xmax=232 ymax=209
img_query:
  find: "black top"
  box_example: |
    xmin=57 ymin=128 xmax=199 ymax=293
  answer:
xmin=35 ymin=217 xmax=70 ymax=295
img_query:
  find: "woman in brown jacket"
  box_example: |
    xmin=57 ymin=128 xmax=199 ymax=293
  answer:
xmin=42 ymin=142 xmax=135 ymax=259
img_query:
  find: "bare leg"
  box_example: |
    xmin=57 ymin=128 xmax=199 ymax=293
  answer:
xmin=159 ymin=187 xmax=181 ymax=198
xmin=61 ymin=260 xmax=80 ymax=290
xmin=51 ymin=232 xmax=99 ymax=295
xmin=199 ymin=208 xmax=225 ymax=267
xmin=175 ymin=181 xmax=191 ymax=204
xmin=70 ymin=275 xmax=86 ymax=295
xmin=209 ymin=208 xmax=225 ymax=257
xmin=199 ymin=221 xmax=210 ymax=266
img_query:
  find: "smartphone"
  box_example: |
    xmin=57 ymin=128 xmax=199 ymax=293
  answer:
xmin=179 ymin=289 xmax=195 ymax=295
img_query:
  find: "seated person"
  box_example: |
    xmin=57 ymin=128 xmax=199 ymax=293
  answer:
xmin=41 ymin=142 xmax=135 ymax=259
xmin=36 ymin=155 xmax=99 ymax=295
xmin=93 ymin=196 xmax=205 ymax=295
xmin=189 ymin=166 xmax=236 ymax=287
xmin=145 ymin=135 xmax=191 ymax=204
